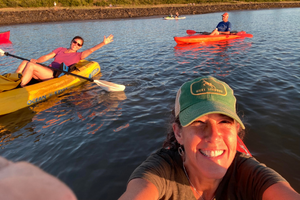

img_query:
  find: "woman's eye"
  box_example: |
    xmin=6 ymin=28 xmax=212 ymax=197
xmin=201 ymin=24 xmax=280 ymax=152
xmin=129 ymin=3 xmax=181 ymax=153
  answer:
xmin=220 ymin=120 xmax=230 ymax=123
xmin=192 ymin=121 xmax=205 ymax=126
xmin=220 ymin=119 xmax=234 ymax=125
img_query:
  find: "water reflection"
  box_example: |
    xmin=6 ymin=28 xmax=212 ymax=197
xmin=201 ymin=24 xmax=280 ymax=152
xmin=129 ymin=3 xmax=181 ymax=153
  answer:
xmin=174 ymin=38 xmax=252 ymax=76
xmin=68 ymin=88 xmax=128 ymax=135
xmin=0 ymin=81 xmax=127 ymax=147
xmin=31 ymin=84 xmax=128 ymax=136
xmin=0 ymin=41 xmax=14 ymax=55
xmin=0 ymin=40 xmax=12 ymax=45
xmin=0 ymin=107 xmax=36 ymax=147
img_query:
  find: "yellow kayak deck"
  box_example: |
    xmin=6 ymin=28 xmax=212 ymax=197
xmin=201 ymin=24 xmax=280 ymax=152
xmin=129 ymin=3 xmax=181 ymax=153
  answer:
xmin=0 ymin=60 xmax=101 ymax=115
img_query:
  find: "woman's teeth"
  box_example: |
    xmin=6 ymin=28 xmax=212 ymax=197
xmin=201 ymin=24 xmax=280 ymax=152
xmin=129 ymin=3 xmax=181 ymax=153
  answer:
xmin=200 ymin=150 xmax=224 ymax=157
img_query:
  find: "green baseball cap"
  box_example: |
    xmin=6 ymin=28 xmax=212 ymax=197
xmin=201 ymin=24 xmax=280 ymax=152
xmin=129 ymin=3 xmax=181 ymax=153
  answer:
xmin=175 ymin=76 xmax=245 ymax=129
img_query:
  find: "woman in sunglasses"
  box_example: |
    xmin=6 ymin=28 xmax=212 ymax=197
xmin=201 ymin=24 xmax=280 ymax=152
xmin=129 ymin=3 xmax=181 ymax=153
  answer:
xmin=15 ymin=34 xmax=113 ymax=87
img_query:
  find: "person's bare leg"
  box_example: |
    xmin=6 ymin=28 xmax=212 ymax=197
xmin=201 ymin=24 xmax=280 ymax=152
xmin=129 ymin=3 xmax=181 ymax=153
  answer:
xmin=15 ymin=60 xmax=29 ymax=73
xmin=20 ymin=62 xmax=53 ymax=87
xmin=210 ymin=28 xmax=219 ymax=36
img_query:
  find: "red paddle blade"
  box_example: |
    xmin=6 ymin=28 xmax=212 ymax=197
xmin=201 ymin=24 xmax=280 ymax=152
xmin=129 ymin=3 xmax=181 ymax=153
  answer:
xmin=186 ymin=30 xmax=197 ymax=35
xmin=237 ymin=136 xmax=252 ymax=156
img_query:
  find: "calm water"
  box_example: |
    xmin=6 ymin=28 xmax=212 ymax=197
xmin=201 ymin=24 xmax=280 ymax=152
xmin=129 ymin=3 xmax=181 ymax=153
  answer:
xmin=0 ymin=7 xmax=300 ymax=199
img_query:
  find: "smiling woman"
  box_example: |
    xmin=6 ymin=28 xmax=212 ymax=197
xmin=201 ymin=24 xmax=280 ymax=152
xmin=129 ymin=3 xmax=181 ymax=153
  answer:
xmin=15 ymin=34 xmax=114 ymax=87
xmin=119 ymin=76 xmax=300 ymax=200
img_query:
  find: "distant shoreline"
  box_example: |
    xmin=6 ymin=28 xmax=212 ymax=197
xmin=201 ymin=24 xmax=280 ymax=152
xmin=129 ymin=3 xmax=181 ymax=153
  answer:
xmin=0 ymin=2 xmax=300 ymax=26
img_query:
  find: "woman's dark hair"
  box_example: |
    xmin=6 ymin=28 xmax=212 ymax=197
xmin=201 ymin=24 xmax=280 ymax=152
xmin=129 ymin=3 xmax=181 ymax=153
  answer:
xmin=162 ymin=109 xmax=181 ymax=150
xmin=72 ymin=36 xmax=84 ymax=46
xmin=162 ymin=108 xmax=245 ymax=150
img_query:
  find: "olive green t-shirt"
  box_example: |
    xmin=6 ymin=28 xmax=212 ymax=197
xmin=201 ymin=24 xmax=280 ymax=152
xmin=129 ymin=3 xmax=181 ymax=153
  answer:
xmin=129 ymin=148 xmax=286 ymax=200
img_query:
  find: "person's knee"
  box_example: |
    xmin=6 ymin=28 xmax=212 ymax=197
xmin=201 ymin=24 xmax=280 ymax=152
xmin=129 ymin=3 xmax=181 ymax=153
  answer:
xmin=23 ymin=62 xmax=36 ymax=73
xmin=22 ymin=60 xmax=28 ymax=65
xmin=210 ymin=30 xmax=219 ymax=36
xmin=15 ymin=61 xmax=29 ymax=73
xmin=26 ymin=62 xmax=35 ymax=68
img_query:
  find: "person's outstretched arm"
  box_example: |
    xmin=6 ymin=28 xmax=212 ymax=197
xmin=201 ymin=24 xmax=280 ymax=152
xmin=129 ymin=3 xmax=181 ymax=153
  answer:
xmin=34 ymin=52 xmax=57 ymax=63
xmin=25 ymin=52 xmax=56 ymax=64
xmin=0 ymin=156 xmax=77 ymax=200
xmin=81 ymin=34 xmax=114 ymax=59
xmin=15 ymin=51 xmax=56 ymax=73
xmin=263 ymin=181 xmax=300 ymax=200
xmin=119 ymin=178 xmax=159 ymax=200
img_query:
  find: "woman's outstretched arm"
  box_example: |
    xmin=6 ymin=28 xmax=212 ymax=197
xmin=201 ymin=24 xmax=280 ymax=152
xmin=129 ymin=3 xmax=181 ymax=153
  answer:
xmin=263 ymin=181 xmax=300 ymax=200
xmin=81 ymin=34 xmax=114 ymax=59
xmin=119 ymin=178 xmax=159 ymax=200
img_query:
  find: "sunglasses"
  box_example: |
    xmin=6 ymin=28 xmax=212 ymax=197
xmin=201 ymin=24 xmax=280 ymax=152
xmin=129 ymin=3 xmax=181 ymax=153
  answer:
xmin=72 ymin=40 xmax=82 ymax=47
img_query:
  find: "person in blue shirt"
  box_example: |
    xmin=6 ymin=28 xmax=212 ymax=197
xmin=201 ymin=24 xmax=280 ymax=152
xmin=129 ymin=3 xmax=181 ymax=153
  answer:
xmin=210 ymin=12 xmax=232 ymax=35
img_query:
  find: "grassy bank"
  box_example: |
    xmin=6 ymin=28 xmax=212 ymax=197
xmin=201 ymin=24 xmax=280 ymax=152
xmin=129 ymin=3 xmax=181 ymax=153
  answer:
xmin=1 ymin=0 xmax=299 ymax=9
xmin=1 ymin=1 xmax=300 ymax=26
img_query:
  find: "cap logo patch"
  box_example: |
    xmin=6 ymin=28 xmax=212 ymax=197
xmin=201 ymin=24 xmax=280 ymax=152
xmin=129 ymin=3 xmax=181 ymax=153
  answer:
xmin=190 ymin=78 xmax=227 ymax=96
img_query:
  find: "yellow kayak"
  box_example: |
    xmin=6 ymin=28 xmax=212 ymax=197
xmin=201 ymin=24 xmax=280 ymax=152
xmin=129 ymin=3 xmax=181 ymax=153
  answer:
xmin=0 ymin=60 xmax=101 ymax=115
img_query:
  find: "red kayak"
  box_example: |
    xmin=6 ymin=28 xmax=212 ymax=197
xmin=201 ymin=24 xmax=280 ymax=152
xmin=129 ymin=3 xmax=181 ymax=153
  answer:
xmin=0 ymin=31 xmax=10 ymax=42
xmin=174 ymin=31 xmax=253 ymax=44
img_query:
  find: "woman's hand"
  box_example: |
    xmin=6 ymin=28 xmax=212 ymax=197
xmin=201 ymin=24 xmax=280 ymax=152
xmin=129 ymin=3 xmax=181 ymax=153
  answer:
xmin=81 ymin=35 xmax=114 ymax=59
xmin=103 ymin=34 xmax=114 ymax=45
xmin=30 ymin=59 xmax=37 ymax=63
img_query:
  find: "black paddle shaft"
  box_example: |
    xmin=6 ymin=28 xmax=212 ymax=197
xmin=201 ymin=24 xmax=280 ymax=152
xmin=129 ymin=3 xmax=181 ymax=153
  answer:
xmin=5 ymin=52 xmax=94 ymax=82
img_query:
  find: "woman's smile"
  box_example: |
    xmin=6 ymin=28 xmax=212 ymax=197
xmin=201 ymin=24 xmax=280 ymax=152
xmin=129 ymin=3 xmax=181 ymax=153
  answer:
xmin=199 ymin=149 xmax=225 ymax=158
xmin=174 ymin=113 xmax=239 ymax=179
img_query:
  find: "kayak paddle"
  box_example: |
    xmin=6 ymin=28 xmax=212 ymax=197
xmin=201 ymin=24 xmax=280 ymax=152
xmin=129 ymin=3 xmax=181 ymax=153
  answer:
xmin=0 ymin=49 xmax=125 ymax=92
xmin=186 ymin=30 xmax=241 ymax=35
xmin=237 ymin=136 xmax=252 ymax=157
xmin=186 ymin=30 xmax=204 ymax=35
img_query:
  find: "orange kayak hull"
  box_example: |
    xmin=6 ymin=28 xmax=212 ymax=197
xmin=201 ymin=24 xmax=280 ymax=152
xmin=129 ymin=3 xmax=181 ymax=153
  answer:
xmin=174 ymin=31 xmax=253 ymax=44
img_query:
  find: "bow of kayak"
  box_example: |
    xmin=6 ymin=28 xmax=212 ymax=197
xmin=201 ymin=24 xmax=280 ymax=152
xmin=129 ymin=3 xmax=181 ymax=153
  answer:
xmin=0 ymin=31 xmax=10 ymax=43
xmin=174 ymin=31 xmax=253 ymax=44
